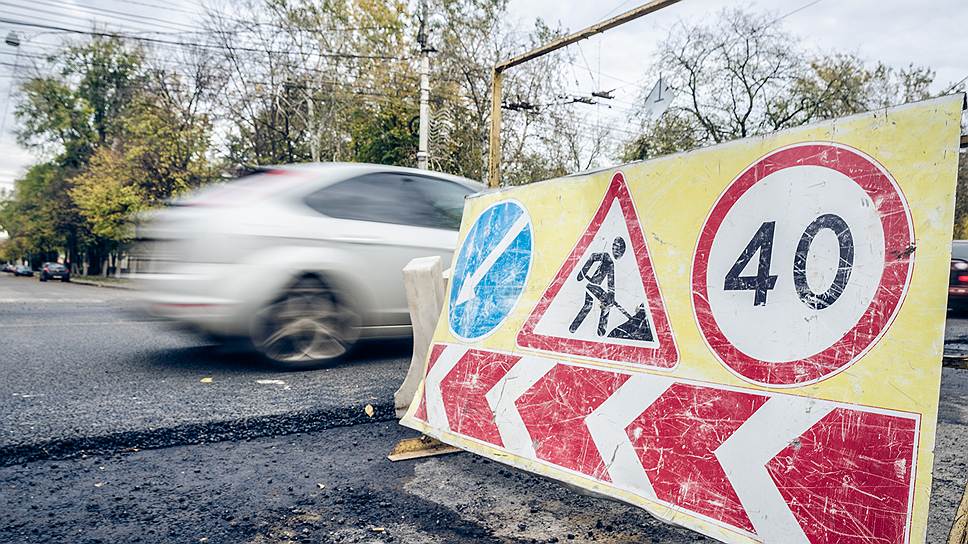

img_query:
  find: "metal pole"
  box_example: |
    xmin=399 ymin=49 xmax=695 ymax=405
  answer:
xmin=496 ymin=0 xmax=681 ymax=73
xmin=485 ymin=0 xmax=682 ymax=187
xmin=416 ymin=0 xmax=430 ymax=170
xmin=487 ymin=68 xmax=503 ymax=188
xmin=417 ymin=53 xmax=430 ymax=169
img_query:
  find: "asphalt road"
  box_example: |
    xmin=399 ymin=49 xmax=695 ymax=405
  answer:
xmin=0 ymin=411 xmax=966 ymax=544
xmin=0 ymin=422 xmax=723 ymax=544
xmin=945 ymin=311 xmax=968 ymax=355
xmin=1 ymin=274 xmax=967 ymax=543
xmin=0 ymin=274 xmax=410 ymax=463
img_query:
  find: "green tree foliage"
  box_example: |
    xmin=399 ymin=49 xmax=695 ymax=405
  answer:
xmin=210 ymin=0 xmax=415 ymax=168
xmin=3 ymin=37 xmax=213 ymax=269
xmin=623 ymin=9 xmax=936 ymax=162
xmin=69 ymin=96 xmax=214 ymax=245
xmin=70 ymin=150 xmax=143 ymax=243
xmin=16 ymin=38 xmax=143 ymax=163
xmin=0 ymin=163 xmax=75 ymax=264
xmin=207 ymin=0 xmax=572 ymax=183
xmin=118 ymin=97 xmax=214 ymax=205
xmin=621 ymin=113 xmax=700 ymax=165
xmin=349 ymin=100 xmax=419 ymax=166
xmin=426 ymin=1 xmax=575 ymax=184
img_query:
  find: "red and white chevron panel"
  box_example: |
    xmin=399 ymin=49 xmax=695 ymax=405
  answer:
xmin=409 ymin=343 xmax=920 ymax=544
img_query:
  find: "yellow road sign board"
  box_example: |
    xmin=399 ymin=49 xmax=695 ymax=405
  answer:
xmin=402 ymin=95 xmax=964 ymax=544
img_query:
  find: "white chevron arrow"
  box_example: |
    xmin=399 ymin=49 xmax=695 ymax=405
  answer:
xmin=714 ymin=395 xmax=836 ymax=543
xmin=585 ymin=374 xmax=674 ymax=500
xmin=424 ymin=344 xmax=468 ymax=432
xmin=485 ymin=356 xmax=557 ymax=459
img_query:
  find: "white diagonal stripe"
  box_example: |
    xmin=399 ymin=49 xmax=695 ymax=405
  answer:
xmin=715 ymin=395 xmax=836 ymax=543
xmin=585 ymin=374 xmax=673 ymax=499
xmin=425 ymin=344 xmax=468 ymax=431
xmin=485 ymin=356 xmax=557 ymax=459
xmin=455 ymin=214 xmax=529 ymax=305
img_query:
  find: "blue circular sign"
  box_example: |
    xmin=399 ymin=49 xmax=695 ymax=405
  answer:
xmin=449 ymin=200 xmax=533 ymax=340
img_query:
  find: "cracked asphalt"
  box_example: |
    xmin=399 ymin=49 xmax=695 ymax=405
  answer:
xmin=0 ymin=274 xmax=967 ymax=543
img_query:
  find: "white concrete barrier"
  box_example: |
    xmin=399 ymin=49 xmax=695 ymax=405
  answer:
xmin=394 ymin=256 xmax=446 ymax=418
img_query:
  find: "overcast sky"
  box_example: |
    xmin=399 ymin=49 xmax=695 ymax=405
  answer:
xmin=0 ymin=0 xmax=965 ymax=191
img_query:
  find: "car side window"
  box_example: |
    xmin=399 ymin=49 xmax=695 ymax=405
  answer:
xmin=304 ymin=174 xmax=412 ymax=225
xmin=305 ymin=173 xmax=473 ymax=230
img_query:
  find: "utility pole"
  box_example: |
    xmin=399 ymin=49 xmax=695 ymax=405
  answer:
xmin=416 ymin=0 xmax=431 ymax=170
xmin=486 ymin=0 xmax=683 ymax=187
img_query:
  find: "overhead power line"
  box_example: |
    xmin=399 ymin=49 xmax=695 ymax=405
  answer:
xmin=763 ymin=0 xmax=825 ymax=28
xmin=0 ymin=5 xmax=142 ymax=35
xmin=10 ymin=0 xmax=390 ymax=37
xmin=0 ymin=17 xmax=409 ymax=61
xmin=943 ymin=74 xmax=968 ymax=94
xmin=0 ymin=42 xmax=422 ymax=88
xmin=2 ymin=0 xmax=199 ymax=33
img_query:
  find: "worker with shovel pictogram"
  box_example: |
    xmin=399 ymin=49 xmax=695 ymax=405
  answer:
xmin=568 ymin=236 xmax=654 ymax=342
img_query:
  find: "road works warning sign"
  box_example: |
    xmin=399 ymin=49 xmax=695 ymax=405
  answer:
xmin=517 ymin=172 xmax=678 ymax=368
xmin=402 ymin=95 xmax=964 ymax=544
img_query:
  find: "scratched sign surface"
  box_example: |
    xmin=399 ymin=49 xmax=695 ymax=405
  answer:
xmin=401 ymin=95 xmax=964 ymax=544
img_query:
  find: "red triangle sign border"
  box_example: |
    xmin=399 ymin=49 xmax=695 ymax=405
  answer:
xmin=516 ymin=171 xmax=679 ymax=369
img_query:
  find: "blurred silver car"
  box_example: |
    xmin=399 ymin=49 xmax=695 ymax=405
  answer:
xmin=135 ymin=163 xmax=482 ymax=368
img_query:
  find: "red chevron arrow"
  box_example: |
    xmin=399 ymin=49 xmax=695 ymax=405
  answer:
xmin=766 ymin=407 xmax=918 ymax=544
xmin=625 ymin=383 xmax=769 ymax=533
xmin=515 ymin=365 xmax=629 ymax=480
xmin=439 ymin=348 xmax=521 ymax=447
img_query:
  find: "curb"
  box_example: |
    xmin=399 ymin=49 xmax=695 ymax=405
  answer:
xmin=69 ymin=279 xmax=133 ymax=290
xmin=0 ymin=401 xmax=396 ymax=467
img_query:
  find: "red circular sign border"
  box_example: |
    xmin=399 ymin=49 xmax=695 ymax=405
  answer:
xmin=691 ymin=142 xmax=914 ymax=387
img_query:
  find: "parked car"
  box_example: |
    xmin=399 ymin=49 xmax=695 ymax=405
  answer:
xmin=39 ymin=262 xmax=70 ymax=282
xmin=1 ymin=264 xmax=15 ymax=274
xmin=950 ymin=241 xmax=968 ymax=311
xmin=135 ymin=163 xmax=482 ymax=369
xmin=14 ymin=265 xmax=33 ymax=277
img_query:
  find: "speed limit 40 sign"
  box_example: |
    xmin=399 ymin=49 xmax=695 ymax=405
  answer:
xmin=692 ymin=143 xmax=914 ymax=386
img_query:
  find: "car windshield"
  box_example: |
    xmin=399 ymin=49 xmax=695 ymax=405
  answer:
xmin=49 ymin=264 xmax=65 ymax=270
xmin=954 ymin=242 xmax=968 ymax=260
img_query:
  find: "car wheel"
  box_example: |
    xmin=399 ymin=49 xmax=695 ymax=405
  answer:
xmin=251 ymin=275 xmax=361 ymax=369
